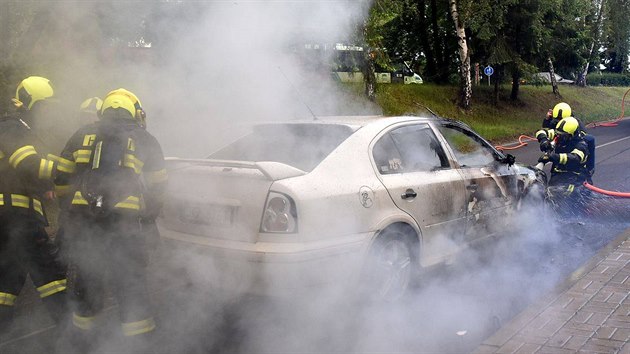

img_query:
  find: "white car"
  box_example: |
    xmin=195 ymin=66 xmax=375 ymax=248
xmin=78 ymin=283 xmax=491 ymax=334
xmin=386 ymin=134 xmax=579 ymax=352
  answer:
xmin=158 ymin=116 xmax=541 ymax=299
xmin=534 ymin=72 xmax=575 ymax=84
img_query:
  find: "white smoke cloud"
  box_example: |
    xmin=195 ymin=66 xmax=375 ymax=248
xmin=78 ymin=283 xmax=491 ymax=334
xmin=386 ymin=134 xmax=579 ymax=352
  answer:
xmin=8 ymin=2 xmax=630 ymax=354
xmin=131 ymin=1 xmax=380 ymax=156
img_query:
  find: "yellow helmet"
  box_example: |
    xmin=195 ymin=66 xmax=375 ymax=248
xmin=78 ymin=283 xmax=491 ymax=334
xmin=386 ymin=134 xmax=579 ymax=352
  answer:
xmin=100 ymin=88 xmax=146 ymax=127
xmin=556 ymin=116 xmax=579 ymax=136
xmin=79 ymin=97 xmax=103 ymax=115
xmin=13 ymin=76 xmax=54 ymax=110
xmin=552 ymin=102 xmax=571 ymax=119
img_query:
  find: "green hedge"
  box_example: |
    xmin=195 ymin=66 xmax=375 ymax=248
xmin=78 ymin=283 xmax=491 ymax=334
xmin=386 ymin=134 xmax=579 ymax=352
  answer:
xmin=588 ymin=73 xmax=630 ymax=86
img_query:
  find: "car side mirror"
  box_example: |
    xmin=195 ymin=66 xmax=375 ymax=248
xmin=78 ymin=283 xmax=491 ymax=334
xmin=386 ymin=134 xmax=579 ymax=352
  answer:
xmin=501 ymin=154 xmax=515 ymax=166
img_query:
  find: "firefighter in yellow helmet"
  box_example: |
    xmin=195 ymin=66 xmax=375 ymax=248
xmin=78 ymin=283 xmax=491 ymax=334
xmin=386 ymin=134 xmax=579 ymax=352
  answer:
xmin=55 ymin=88 xmax=166 ymax=351
xmin=543 ymin=102 xmax=572 ymax=126
xmin=536 ymin=117 xmax=590 ymax=208
xmin=541 ymin=102 xmax=596 ymax=183
xmin=0 ymin=76 xmax=71 ymax=333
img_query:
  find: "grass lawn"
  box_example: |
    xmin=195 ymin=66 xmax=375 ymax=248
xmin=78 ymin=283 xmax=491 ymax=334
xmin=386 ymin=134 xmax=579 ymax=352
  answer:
xmin=368 ymin=83 xmax=629 ymax=143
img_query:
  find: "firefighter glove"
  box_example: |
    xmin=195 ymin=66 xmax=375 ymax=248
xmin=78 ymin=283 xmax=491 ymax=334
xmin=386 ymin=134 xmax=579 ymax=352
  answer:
xmin=537 ymin=153 xmax=559 ymax=164
xmin=547 ymin=153 xmax=560 ymax=163
xmin=539 ymin=140 xmax=553 ymax=153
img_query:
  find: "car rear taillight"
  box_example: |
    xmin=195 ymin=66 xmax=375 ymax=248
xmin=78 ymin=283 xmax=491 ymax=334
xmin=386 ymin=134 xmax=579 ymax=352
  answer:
xmin=260 ymin=192 xmax=297 ymax=233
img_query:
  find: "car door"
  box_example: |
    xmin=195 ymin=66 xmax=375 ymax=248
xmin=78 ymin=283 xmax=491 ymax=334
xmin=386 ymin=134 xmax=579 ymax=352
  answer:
xmin=435 ymin=123 xmax=519 ymax=242
xmin=372 ymin=123 xmax=469 ymax=263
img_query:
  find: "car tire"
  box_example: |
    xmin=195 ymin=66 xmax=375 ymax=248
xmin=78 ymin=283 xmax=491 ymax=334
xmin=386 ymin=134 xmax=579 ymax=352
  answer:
xmin=361 ymin=225 xmax=418 ymax=302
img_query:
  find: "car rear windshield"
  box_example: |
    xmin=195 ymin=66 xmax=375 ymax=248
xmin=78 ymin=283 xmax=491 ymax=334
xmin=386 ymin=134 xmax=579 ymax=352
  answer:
xmin=208 ymin=123 xmax=356 ymax=172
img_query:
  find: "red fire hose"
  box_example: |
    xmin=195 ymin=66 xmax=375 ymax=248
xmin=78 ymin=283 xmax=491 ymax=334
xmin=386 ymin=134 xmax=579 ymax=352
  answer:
xmin=583 ymin=182 xmax=630 ymax=198
xmin=495 ymin=135 xmax=537 ymax=151
xmin=499 ymin=89 xmax=630 ymax=197
xmin=586 ymin=87 xmax=630 ymax=128
xmin=496 ymin=87 xmax=630 ymax=151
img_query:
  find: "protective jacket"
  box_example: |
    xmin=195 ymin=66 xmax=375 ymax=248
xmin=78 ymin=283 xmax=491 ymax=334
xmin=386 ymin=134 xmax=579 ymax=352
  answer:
xmin=536 ymin=127 xmax=589 ymax=186
xmin=0 ymin=112 xmax=70 ymax=331
xmin=0 ymin=113 xmax=73 ymax=222
xmin=55 ymin=117 xmax=167 ymax=218
xmin=542 ymin=116 xmax=595 ymax=175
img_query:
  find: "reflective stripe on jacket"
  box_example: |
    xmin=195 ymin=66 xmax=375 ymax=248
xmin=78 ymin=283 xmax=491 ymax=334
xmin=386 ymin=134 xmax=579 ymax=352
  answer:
xmin=0 ymin=193 xmax=44 ymax=216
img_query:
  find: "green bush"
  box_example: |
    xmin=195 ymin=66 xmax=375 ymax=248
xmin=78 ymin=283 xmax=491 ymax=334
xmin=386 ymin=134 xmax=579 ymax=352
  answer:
xmin=588 ymin=73 xmax=630 ymax=86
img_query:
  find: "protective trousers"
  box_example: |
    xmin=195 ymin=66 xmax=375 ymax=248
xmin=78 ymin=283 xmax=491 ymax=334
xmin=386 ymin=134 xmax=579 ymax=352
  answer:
xmin=0 ymin=211 xmax=68 ymax=334
xmin=67 ymin=214 xmax=156 ymax=337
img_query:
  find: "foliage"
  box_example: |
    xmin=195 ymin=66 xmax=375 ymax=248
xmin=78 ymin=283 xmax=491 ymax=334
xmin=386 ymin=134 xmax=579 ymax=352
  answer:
xmin=379 ymin=0 xmax=458 ymax=83
xmin=588 ymin=73 xmax=630 ymax=86
xmin=1 ymin=0 xmax=629 ymax=108
xmin=401 ymin=0 xmax=624 ymax=100
xmin=600 ymin=0 xmax=630 ymax=73
xmin=363 ymin=0 xmax=404 ymax=71
xmin=537 ymin=0 xmax=593 ymax=78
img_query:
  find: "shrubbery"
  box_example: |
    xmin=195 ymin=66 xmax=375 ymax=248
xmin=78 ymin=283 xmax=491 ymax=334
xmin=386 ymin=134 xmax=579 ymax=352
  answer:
xmin=588 ymin=73 xmax=630 ymax=86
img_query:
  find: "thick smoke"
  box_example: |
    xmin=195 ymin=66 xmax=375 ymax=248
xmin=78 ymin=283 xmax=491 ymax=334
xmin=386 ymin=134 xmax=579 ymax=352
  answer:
xmin=144 ymin=1 xmax=381 ymax=155
xmin=4 ymin=2 xmax=630 ymax=354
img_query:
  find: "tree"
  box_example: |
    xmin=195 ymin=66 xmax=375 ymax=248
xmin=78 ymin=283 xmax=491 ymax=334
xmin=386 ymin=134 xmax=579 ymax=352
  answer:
xmin=600 ymin=0 xmax=630 ymax=73
xmin=361 ymin=0 xmax=402 ymax=101
xmin=449 ymin=0 xmax=472 ymax=109
xmin=577 ymin=0 xmax=606 ymax=86
xmin=466 ymin=0 xmax=537 ymax=101
xmin=538 ymin=0 xmax=593 ymax=94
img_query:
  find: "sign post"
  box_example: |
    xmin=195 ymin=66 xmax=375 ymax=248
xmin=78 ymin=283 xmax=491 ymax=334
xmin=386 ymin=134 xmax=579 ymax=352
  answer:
xmin=484 ymin=65 xmax=494 ymax=86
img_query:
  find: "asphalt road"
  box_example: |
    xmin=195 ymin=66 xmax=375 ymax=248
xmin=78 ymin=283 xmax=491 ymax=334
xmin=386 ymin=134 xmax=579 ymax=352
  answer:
xmin=3 ymin=118 xmax=630 ymax=353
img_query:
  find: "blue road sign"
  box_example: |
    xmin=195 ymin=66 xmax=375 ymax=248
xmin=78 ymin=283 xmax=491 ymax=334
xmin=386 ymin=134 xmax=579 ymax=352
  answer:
xmin=484 ymin=66 xmax=494 ymax=76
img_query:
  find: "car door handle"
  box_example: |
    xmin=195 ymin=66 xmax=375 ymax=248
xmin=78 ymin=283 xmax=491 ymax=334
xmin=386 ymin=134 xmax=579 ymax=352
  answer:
xmin=401 ymin=189 xmax=417 ymax=200
xmin=466 ymin=184 xmax=478 ymax=192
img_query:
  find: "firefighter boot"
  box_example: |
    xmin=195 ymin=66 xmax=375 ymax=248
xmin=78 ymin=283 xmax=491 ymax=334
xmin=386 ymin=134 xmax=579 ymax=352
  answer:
xmin=55 ymin=309 xmax=100 ymax=354
xmin=124 ymin=328 xmax=158 ymax=354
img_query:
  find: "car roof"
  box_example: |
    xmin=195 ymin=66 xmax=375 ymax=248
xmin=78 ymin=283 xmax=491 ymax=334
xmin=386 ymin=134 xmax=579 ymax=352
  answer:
xmin=258 ymin=115 xmax=455 ymax=131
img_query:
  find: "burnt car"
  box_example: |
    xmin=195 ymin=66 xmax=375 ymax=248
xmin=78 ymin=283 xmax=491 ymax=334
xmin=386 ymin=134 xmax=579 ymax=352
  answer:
xmin=158 ymin=116 xmax=541 ymax=300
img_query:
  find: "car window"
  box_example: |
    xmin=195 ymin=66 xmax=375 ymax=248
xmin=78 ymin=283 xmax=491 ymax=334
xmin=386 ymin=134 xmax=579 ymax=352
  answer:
xmin=373 ymin=124 xmax=449 ymax=174
xmin=437 ymin=125 xmax=496 ymax=167
xmin=373 ymin=133 xmax=403 ymax=174
xmin=208 ymin=124 xmax=356 ymax=172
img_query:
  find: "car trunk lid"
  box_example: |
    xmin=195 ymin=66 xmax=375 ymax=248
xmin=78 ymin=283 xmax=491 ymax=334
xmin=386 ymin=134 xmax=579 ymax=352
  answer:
xmin=160 ymin=158 xmax=306 ymax=243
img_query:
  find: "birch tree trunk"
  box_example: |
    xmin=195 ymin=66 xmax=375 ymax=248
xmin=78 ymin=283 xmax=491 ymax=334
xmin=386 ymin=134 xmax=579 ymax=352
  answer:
xmin=363 ymin=50 xmax=377 ymax=102
xmin=577 ymin=0 xmax=605 ymax=87
xmin=362 ymin=20 xmax=377 ymax=102
xmin=548 ymin=57 xmax=560 ymax=97
xmin=449 ymin=0 xmax=472 ymax=110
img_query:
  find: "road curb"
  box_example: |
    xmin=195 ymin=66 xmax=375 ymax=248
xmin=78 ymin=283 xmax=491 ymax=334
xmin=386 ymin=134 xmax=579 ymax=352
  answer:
xmin=474 ymin=226 xmax=630 ymax=352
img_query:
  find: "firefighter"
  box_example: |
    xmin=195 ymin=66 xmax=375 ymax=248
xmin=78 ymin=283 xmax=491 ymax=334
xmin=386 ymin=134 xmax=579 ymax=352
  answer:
xmin=537 ymin=116 xmax=590 ymax=209
xmin=57 ymin=88 xmax=166 ymax=351
xmin=0 ymin=76 xmax=71 ymax=335
xmin=542 ymin=102 xmax=596 ymax=182
xmin=55 ymin=97 xmax=103 ymax=266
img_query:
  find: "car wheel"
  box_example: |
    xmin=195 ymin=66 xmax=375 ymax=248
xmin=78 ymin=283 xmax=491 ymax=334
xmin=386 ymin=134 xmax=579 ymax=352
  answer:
xmin=362 ymin=226 xmax=417 ymax=302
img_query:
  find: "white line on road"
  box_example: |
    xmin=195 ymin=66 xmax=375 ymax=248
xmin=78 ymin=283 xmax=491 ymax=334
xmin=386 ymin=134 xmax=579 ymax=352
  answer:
xmin=596 ymin=135 xmax=630 ymax=149
xmin=0 ymin=325 xmax=55 ymax=347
